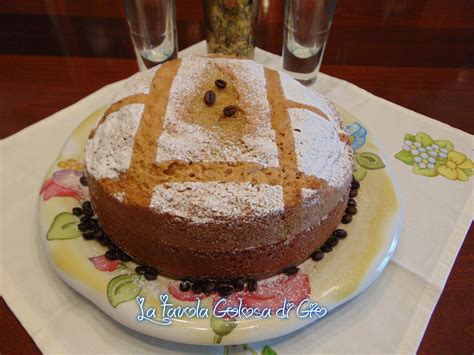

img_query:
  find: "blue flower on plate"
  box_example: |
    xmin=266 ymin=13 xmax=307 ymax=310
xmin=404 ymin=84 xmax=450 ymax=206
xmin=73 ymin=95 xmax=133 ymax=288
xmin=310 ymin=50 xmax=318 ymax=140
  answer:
xmin=346 ymin=122 xmax=367 ymax=150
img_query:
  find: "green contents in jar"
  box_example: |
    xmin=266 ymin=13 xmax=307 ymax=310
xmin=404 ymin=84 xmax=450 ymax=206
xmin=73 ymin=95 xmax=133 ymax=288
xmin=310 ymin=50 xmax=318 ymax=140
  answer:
xmin=205 ymin=0 xmax=258 ymax=59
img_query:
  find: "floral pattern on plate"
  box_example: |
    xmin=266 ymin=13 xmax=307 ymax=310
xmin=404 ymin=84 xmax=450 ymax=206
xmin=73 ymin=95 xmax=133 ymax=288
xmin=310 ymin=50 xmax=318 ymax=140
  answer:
xmin=394 ymin=132 xmax=473 ymax=181
xmin=346 ymin=122 xmax=385 ymax=181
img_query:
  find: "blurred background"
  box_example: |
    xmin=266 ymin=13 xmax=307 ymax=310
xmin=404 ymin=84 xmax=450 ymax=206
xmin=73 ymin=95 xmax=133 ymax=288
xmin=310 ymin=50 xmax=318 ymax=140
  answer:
xmin=2 ymin=1 xmax=473 ymax=66
xmin=1 ymin=0 xmax=473 ymax=134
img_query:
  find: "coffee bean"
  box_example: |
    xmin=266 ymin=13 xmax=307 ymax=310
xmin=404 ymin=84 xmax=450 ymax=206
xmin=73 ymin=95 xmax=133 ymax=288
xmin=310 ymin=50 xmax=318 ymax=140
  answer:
xmin=347 ymin=198 xmax=357 ymax=207
xmin=144 ymin=271 xmax=158 ymax=281
xmin=215 ymin=281 xmax=231 ymax=290
xmin=341 ymin=214 xmax=353 ymax=224
xmin=351 ymin=180 xmax=360 ymax=189
xmin=223 ymin=105 xmax=237 ymax=117
xmin=179 ymin=281 xmax=191 ymax=292
xmin=89 ymin=224 xmax=100 ymax=233
xmin=88 ymin=219 xmax=99 ymax=228
xmin=82 ymin=201 xmax=92 ymax=210
xmin=215 ymin=79 xmax=227 ymax=89
xmin=204 ymin=90 xmax=216 ymax=105
xmin=144 ymin=267 xmax=158 ymax=280
xmin=345 ymin=206 xmax=357 ymax=215
xmin=98 ymin=235 xmax=110 ymax=246
xmin=326 ymin=237 xmax=339 ymax=247
xmin=146 ymin=267 xmax=158 ymax=276
xmin=107 ymin=242 xmax=118 ymax=251
xmin=247 ymin=278 xmax=257 ymax=292
xmin=333 ymin=229 xmax=348 ymax=239
xmin=82 ymin=230 xmax=95 ymax=240
xmin=321 ymin=245 xmax=333 ymax=253
xmin=105 ymin=250 xmax=118 ymax=261
xmin=78 ymin=223 xmax=89 ymax=232
xmin=234 ymin=278 xmax=245 ymax=291
xmin=94 ymin=228 xmax=105 ymax=238
xmin=93 ymin=230 xmax=104 ymax=239
xmin=349 ymin=189 xmax=358 ymax=198
xmin=199 ymin=279 xmax=208 ymax=291
xmin=135 ymin=265 xmax=147 ymax=275
xmin=311 ymin=251 xmax=325 ymax=261
xmin=80 ymin=215 xmax=90 ymax=223
xmin=82 ymin=205 xmax=93 ymax=216
xmin=118 ymin=251 xmax=132 ymax=262
xmin=283 ymin=266 xmax=299 ymax=275
xmin=72 ymin=207 xmax=82 ymax=216
xmin=192 ymin=281 xmax=204 ymax=294
xmin=80 ymin=176 xmax=88 ymax=186
xmin=218 ymin=285 xmax=234 ymax=297
xmin=204 ymin=281 xmax=216 ymax=294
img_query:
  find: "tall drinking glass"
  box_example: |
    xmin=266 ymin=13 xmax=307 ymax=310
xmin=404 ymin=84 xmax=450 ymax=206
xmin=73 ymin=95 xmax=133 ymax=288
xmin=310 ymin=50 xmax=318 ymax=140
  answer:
xmin=123 ymin=0 xmax=178 ymax=71
xmin=282 ymin=0 xmax=337 ymax=85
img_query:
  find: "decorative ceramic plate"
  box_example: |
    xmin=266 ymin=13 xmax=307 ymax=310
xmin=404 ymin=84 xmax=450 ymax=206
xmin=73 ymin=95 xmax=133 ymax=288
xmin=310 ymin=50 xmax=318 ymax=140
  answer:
xmin=38 ymin=105 xmax=402 ymax=346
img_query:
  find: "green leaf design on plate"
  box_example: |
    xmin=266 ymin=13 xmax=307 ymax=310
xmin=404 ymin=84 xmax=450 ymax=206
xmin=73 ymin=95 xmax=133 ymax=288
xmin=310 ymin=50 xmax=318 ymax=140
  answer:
xmin=414 ymin=132 xmax=434 ymax=146
xmin=211 ymin=316 xmax=237 ymax=344
xmin=434 ymin=139 xmax=454 ymax=152
xmin=107 ymin=274 xmax=141 ymax=308
xmin=412 ymin=164 xmax=438 ymax=177
xmin=355 ymin=152 xmax=385 ymax=170
xmin=404 ymin=133 xmax=415 ymax=141
xmin=243 ymin=344 xmax=258 ymax=355
xmin=262 ymin=345 xmax=278 ymax=355
xmin=395 ymin=150 xmax=414 ymax=165
xmin=353 ymin=160 xmax=367 ymax=181
xmin=46 ymin=212 xmax=81 ymax=240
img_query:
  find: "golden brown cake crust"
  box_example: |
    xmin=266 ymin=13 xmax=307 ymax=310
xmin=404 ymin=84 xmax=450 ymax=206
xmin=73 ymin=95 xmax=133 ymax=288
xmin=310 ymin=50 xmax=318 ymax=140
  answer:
xmin=85 ymin=56 xmax=353 ymax=279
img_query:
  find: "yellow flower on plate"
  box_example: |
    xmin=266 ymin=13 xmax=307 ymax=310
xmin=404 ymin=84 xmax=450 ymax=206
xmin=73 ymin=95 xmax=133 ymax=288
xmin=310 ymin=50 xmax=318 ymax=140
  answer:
xmin=57 ymin=159 xmax=84 ymax=172
xmin=436 ymin=151 xmax=473 ymax=181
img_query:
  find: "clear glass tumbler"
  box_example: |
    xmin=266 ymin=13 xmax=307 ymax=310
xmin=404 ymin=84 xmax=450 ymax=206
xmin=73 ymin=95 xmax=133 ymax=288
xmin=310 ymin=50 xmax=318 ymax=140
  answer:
xmin=204 ymin=0 xmax=259 ymax=59
xmin=282 ymin=0 xmax=337 ymax=85
xmin=123 ymin=0 xmax=178 ymax=71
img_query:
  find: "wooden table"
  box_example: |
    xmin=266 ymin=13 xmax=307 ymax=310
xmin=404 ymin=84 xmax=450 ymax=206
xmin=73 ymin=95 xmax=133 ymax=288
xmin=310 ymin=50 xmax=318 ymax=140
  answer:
xmin=1 ymin=1 xmax=473 ymax=353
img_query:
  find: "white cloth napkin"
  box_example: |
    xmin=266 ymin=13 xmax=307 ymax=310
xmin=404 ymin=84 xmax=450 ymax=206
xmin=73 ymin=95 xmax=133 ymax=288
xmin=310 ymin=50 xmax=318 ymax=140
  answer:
xmin=1 ymin=41 xmax=472 ymax=354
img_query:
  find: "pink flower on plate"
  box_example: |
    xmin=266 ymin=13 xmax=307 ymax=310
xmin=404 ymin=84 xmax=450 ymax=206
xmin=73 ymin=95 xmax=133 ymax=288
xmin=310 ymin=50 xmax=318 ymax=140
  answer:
xmin=242 ymin=274 xmax=310 ymax=311
xmin=210 ymin=274 xmax=310 ymax=318
xmin=167 ymin=274 xmax=311 ymax=314
xmin=89 ymin=255 xmax=120 ymax=272
xmin=40 ymin=169 xmax=87 ymax=201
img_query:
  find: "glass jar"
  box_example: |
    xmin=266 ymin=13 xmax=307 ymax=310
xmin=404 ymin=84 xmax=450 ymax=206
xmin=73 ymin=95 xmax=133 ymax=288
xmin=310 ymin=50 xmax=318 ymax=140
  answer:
xmin=204 ymin=0 xmax=259 ymax=59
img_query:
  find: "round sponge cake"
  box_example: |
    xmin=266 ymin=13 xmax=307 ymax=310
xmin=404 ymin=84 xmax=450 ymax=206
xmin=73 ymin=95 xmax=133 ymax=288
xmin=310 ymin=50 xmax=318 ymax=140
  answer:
xmin=85 ymin=56 xmax=353 ymax=280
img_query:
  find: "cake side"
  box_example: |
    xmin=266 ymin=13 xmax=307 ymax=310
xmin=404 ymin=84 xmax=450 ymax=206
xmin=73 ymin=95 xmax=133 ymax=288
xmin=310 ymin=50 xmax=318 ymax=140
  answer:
xmin=88 ymin=177 xmax=349 ymax=279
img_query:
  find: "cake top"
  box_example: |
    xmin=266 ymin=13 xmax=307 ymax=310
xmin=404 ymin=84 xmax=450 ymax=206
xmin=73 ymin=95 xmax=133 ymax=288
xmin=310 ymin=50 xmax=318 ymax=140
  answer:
xmin=85 ymin=56 xmax=352 ymax=223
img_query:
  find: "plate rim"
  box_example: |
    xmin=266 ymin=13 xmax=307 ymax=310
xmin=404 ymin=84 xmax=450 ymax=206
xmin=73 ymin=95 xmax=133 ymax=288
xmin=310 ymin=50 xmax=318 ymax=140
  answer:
xmin=37 ymin=106 xmax=403 ymax=346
